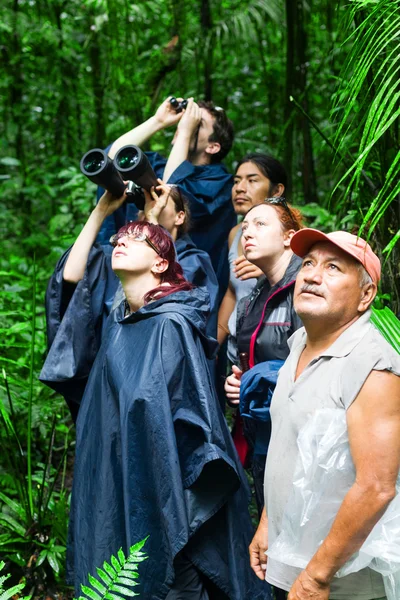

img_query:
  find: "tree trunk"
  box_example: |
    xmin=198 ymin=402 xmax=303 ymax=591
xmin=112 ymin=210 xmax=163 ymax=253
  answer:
xmin=284 ymin=0 xmax=295 ymax=194
xmin=296 ymin=0 xmax=318 ymax=203
xmin=200 ymin=0 xmax=213 ymax=100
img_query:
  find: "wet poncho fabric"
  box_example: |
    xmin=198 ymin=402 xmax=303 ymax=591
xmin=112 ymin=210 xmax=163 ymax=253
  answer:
xmin=40 ymin=250 xmax=265 ymax=600
xmin=96 ymin=151 xmax=236 ymax=301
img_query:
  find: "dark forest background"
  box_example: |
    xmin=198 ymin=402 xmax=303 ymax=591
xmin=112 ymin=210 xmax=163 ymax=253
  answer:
xmin=0 ymin=0 xmax=399 ymax=595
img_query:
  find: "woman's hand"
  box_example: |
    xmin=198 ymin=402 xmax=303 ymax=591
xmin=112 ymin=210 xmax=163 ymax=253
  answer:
xmin=233 ymin=255 xmax=263 ymax=280
xmin=143 ymin=179 xmax=171 ymax=224
xmin=224 ymin=365 xmax=243 ymax=406
xmin=96 ymin=188 xmax=128 ymax=219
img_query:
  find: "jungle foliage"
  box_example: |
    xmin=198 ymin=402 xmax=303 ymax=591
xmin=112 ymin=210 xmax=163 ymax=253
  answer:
xmin=0 ymin=0 xmax=399 ymax=596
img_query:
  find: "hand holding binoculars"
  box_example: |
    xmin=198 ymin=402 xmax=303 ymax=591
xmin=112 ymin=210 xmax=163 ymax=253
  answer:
xmin=80 ymin=145 xmax=158 ymax=210
xmin=169 ymin=97 xmax=188 ymax=113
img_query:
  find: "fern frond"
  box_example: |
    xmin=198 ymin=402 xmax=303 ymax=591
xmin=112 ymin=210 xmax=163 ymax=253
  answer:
xmin=76 ymin=539 xmax=148 ymax=600
xmin=0 ymin=561 xmax=30 ymax=600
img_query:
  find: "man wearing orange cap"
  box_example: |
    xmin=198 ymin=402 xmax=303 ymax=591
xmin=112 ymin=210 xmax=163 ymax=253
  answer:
xmin=249 ymin=229 xmax=400 ymax=599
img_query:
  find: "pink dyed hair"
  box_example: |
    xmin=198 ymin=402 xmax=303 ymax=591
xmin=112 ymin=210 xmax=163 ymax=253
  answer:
xmin=115 ymin=221 xmax=194 ymax=303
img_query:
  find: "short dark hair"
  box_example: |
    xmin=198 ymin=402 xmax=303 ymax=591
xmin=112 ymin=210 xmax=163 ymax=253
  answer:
xmin=198 ymin=100 xmax=234 ymax=163
xmin=236 ymin=153 xmax=288 ymax=190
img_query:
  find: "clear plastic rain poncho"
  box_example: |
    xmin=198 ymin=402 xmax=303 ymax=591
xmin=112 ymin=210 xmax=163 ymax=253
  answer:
xmin=267 ymin=409 xmax=400 ymax=600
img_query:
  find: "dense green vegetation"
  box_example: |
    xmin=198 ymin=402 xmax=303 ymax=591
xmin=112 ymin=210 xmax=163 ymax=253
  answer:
xmin=0 ymin=0 xmax=399 ymax=595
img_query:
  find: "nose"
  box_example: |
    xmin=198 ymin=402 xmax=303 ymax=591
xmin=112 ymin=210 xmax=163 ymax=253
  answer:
xmin=235 ymin=179 xmax=247 ymax=194
xmin=116 ymin=235 xmax=128 ymax=248
xmin=303 ymin=264 xmax=323 ymax=285
xmin=242 ymin=224 xmax=254 ymax=240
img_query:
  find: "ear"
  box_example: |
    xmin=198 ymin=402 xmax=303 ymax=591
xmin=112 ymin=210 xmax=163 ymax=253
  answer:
xmin=174 ymin=211 xmax=185 ymax=228
xmin=358 ymin=282 xmax=377 ymax=312
xmin=283 ymin=229 xmax=296 ymax=247
xmin=272 ymin=183 xmax=285 ymax=197
xmin=205 ymin=141 xmax=221 ymax=156
xmin=151 ymin=258 xmax=169 ymax=275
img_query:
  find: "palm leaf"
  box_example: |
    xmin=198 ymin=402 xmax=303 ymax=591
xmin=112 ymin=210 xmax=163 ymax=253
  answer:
xmin=332 ymin=0 xmax=400 ymax=255
xmin=371 ymin=307 xmax=400 ymax=354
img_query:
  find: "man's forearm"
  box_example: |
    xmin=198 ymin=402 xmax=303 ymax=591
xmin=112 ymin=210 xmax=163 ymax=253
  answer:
xmin=108 ymin=116 xmax=163 ymax=159
xmin=306 ymin=481 xmax=395 ymax=585
xmin=163 ymin=132 xmax=191 ymax=182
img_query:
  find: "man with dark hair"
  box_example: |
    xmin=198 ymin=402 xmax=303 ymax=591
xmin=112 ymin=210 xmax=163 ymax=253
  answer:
xmin=218 ymin=152 xmax=288 ymax=361
xmin=97 ymin=96 xmax=236 ymax=300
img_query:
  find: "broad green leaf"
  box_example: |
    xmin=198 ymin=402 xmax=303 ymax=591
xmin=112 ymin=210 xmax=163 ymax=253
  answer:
xmin=0 ymin=514 xmax=26 ymax=537
xmin=0 ymin=492 xmax=26 ymax=519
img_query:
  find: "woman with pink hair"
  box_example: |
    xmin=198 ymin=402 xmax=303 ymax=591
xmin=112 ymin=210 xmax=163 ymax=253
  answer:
xmin=40 ymin=189 xmax=264 ymax=600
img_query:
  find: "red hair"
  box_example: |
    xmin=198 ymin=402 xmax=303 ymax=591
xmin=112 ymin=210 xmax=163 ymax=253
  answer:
xmin=116 ymin=221 xmax=194 ymax=303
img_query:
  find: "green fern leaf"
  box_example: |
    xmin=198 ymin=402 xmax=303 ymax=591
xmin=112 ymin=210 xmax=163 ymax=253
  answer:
xmin=88 ymin=575 xmax=107 ymax=595
xmin=118 ymin=565 xmax=139 ymax=579
xmin=110 ymin=555 xmax=121 ymax=574
xmin=113 ymin=578 xmax=138 ymax=587
xmin=117 ymin=549 xmax=125 ymax=566
xmin=102 ymin=561 xmax=116 ymax=580
xmin=0 ymin=582 xmax=27 ymax=600
xmin=80 ymin=585 xmax=102 ymax=600
xmin=128 ymin=538 xmax=148 ymax=554
xmin=96 ymin=567 xmax=112 ymax=587
xmin=104 ymin=593 xmax=132 ymax=600
xmin=109 ymin=584 xmax=137 ymax=597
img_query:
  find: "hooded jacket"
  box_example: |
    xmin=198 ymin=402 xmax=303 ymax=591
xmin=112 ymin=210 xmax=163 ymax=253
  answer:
xmin=40 ymin=248 xmax=264 ymax=600
xmin=237 ymin=254 xmax=303 ymax=368
xmin=96 ymin=151 xmax=235 ymax=302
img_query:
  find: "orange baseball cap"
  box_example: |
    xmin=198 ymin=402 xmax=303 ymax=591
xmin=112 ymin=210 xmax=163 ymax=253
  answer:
xmin=290 ymin=229 xmax=381 ymax=284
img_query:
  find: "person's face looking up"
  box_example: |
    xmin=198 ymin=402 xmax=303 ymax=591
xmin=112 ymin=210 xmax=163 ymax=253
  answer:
xmin=111 ymin=226 xmax=168 ymax=277
xmin=294 ymin=242 xmax=376 ymax=326
xmin=241 ymin=204 xmax=294 ymax=267
xmin=232 ymin=162 xmax=282 ymax=216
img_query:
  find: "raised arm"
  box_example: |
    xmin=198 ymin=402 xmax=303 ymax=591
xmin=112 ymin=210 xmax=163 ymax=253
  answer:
xmin=288 ymin=369 xmax=400 ymax=600
xmin=63 ymin=189 xmax=127 ymax=283
xmin=163 ymin=98 xmax=202 ymax=182
xmin=108 ymin=97 xmax=184 ymax=159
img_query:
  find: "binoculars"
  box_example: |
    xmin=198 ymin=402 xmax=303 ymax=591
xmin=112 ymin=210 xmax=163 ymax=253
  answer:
xmin=169 ymin=97 xmax=188 ymax=113
xmin=80 ymin=145 xmax=158 ymax=210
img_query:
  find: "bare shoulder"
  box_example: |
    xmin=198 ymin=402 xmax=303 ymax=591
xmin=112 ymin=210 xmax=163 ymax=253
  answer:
xmin=350 ymin=369 xmax=400 ymax=417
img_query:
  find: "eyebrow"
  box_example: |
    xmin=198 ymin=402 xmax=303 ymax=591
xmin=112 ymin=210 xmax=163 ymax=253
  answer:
xmin=304 ymin=253 xmax=346 ymax=263
xmin=234 ymin=173 xmax=261 ymax=179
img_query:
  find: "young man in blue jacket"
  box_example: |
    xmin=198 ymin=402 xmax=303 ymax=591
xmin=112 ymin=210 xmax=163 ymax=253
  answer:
xmin=97 ymin=96 xmax=236 ymax=302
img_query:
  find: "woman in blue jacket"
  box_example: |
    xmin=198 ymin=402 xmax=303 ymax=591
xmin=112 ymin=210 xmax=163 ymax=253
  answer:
xmin=40 ymin=190 xmax=265 ymax=600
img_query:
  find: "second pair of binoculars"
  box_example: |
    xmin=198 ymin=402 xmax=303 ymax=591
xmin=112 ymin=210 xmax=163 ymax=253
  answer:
xmin=169 ymin=97 xmax=188 ymax=113
xmin=80 ymin=145 xmax=157 ymax=210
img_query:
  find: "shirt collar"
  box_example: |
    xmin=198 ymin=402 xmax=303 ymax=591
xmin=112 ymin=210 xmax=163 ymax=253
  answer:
xmin=316 ymin=310 xmax=372 ymax=359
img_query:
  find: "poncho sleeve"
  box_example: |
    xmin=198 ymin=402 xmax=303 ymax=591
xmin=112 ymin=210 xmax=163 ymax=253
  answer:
xmin=160 ymin=314 xmax=241 ymax=527
xmin=40 ymin=244 xmax=119 ymax=420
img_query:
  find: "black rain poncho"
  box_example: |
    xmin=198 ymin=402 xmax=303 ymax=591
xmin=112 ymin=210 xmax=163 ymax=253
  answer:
xmin=40 ymin=246 xmax=264 ymax=600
